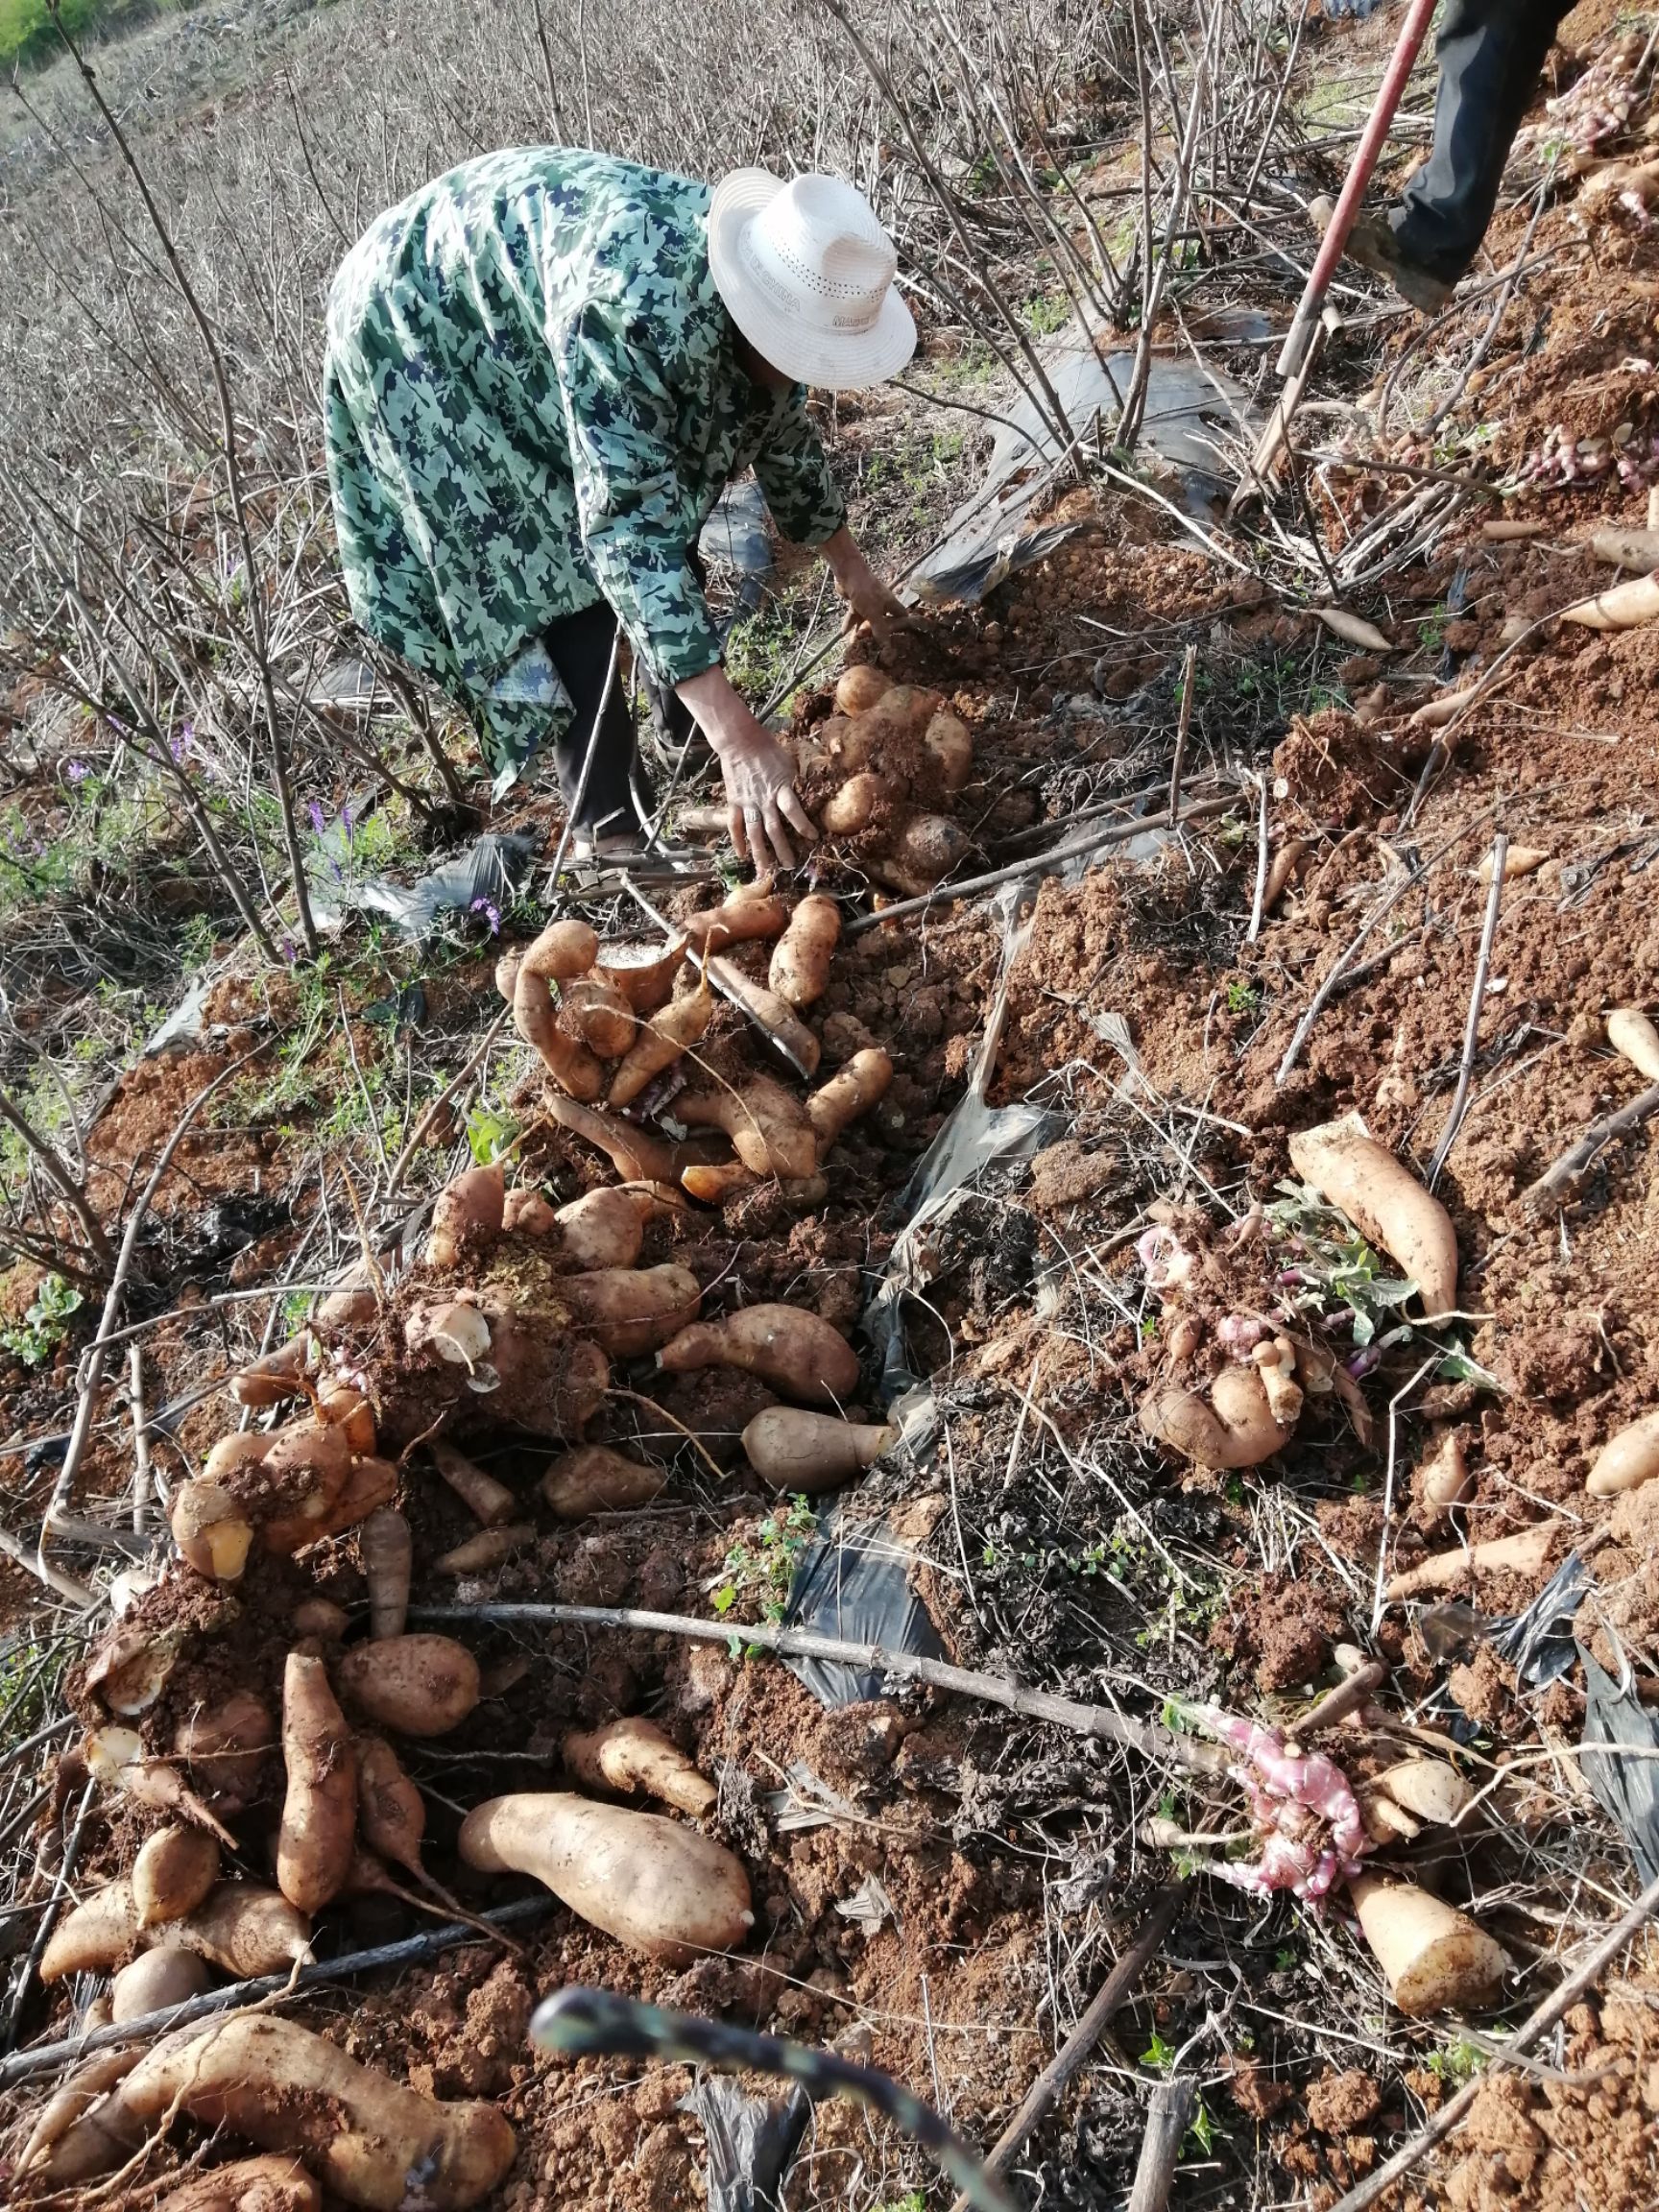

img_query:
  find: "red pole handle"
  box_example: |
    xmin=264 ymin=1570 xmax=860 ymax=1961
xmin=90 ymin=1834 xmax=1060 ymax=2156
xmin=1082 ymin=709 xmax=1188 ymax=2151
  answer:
xmin=1277 ymin=0 xmax=1441 ymax=378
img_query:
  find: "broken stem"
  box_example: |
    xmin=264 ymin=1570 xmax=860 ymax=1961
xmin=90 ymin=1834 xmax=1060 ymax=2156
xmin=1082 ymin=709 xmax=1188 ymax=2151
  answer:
xmin=408 ymin=1601 xmax=1226 ymax=1776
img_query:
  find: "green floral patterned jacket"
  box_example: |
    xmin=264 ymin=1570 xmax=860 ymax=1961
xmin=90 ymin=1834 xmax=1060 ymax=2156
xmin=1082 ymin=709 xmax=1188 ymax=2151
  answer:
xmin=323 ymin=147 xmax=846 ymax=785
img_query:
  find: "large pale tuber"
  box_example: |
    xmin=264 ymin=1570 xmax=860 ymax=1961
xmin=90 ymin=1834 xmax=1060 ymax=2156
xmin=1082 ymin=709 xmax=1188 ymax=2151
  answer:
xmin=1382 ymin=1524 xmax=1554 ymax=1600
xmin=132 ymin=1825 xmax=221 ymax=1928
xmin=742 ymin=1407 xmax=896 ymax=1493
xmin=681 ymin=880 xmax=787 ymax=953
xmin=565 ymin=1263 xmax=702 ymax=1357
xmin=820 ymin=771 xmax=898 ymax=837
xmin=515 ymin=959 xmax=603 ymax=1099
xmin=277 ymin=1652 xmax=358 ymax=1914
xmin=423 ymin=1165 xmax=505 ymax=1270
xmin=339 ymin=1635 xmax=480 ymax=1738
xmin=768 ymin=894 xmax=841 ymax=1008
xmin=231 ymin=1334 xmax=316 ymax=1408
xmin=563 ymin=1717 xmax=717 ymax=1817
xmin=1348 ymin=1872 xmax=1504 ymax=2014
xmin=172 ymin=1480 xmax=254 ymax=1582
xmin=659 ymin=1304 xmax=860 ymax=1405
xmin=1606 ymin=1007 xmax=1659 ymax=1083
xmin=552 ymin=1186 xmax=648 ymax=1270
xmin=607 ymin=978 xmax=713 ymax=1108
xmin=118 ymin=2013 xmax=516 ymax=2212
xmin=542 ymin=1443 xmax=665 ymax=1517
xmin=459 ymin=1792 xmax=752 ymax=1961
xmin=42 ymin=1879 xmax=310 ymax=1983
xmin=1140 ymin=1363 xmax=1293 ymax=1469
xmin=923 ymin=710 xmax=973 ymax=791
xmin=806 ymin=1048 xmax=893 ymax=1150
xmin=872 ymin=814 xmax=971 ymax=897
xmin=834 ymin=663 xmax=890 ymax=715
xmin=675 ymin=1076 xmax=815 ymax=1179
xmin=110 ymin=1946 xmax=211 ymax=2023
xmin=1288 ymin=1114 xmax=1458 ymax=1320
xmin=1588 ymin=1407 xmax=1659 ymax=1497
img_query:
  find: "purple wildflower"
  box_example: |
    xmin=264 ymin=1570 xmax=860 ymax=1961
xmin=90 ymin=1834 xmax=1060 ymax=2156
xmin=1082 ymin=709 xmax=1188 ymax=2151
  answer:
xmin=469 ymin=896 xmax=501 ymax=936
xmin=307 ymin=800 xmax=327 ymax=836
xmin=65 ymin=760 xmax=90 ymax=784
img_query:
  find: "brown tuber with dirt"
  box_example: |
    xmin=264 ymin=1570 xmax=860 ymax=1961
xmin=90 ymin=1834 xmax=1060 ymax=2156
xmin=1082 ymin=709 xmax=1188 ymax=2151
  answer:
xmin=659 ymin=1304 xmax=860 ymax=1404
xmin=742 ymin=1407 xmax=896 ymax=1492
xmin=277 ymin=1652 xmax=358 ymax=1914
xmin=1141 ymin=1363 xmax=1295 ymax=1469
xmin=541 ymin=1443 xmax=665 ymax=1517
xmin=152 ymin=2155 xmax=323 ymax=2212
xmin=562 ymin=1716 xmax=718 ymax=1816
xmin=110 ymin=1945 xmax=212 ymax=2022
xmin=115 ymin=2013 xmax=516 ymax=2210
xmin=338 ymin=1635 xmax=480 ymax=1738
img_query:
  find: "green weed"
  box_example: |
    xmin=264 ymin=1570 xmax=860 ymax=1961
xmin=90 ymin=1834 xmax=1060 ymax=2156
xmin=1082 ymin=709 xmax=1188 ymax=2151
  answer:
xmin=1224 ymin=979 xmax=1260 ymax=1016
xmin=0 ymin=1272 xmax=84 ymax=1367
xmin=712 ymin=1497 xmax=816 ymax=1625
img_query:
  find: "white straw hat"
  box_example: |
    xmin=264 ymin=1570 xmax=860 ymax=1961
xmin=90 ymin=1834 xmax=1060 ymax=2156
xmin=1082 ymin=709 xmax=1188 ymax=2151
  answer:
xmin=708 ymin=168 xmax=916 ymax=391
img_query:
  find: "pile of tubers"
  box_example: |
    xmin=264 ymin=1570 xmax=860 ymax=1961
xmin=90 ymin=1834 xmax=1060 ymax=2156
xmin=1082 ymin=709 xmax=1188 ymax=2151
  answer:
xmin=790 ymin=662 xmax=975 ymax=897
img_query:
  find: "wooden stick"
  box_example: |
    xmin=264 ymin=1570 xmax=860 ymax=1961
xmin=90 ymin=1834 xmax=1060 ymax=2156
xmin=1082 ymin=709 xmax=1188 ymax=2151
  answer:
xmin=408 ymin=1602 xmax=1226 ymax=1775
xmin=1326 ymin=1869 xmax=1659 ymax=2212
xmin=948 ymin=1886 xmax=1188 ymax=2212
xmin=1127 ymin=2076 xmax=1198 ymax=2212
xmin=1522 ymin=1078 xmax=1659 ymax=1212
xmin=1429 ymin=831 xmax=1506 ymax=1185
xmin=1167 ymin=645 xmax=1197 ymax=820
xmin=128 ymin=1342 xmax=152 ymax=1534
xmin=846 ymin=793 xmax=1237 ymax=937
xmin=1298 ymin=1660 xmax=1387 ymax=1737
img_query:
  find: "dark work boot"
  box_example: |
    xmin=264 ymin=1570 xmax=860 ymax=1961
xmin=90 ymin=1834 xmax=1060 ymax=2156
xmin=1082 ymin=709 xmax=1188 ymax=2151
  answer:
xmin=1308 ymin=195 xmax=1454 ymax=314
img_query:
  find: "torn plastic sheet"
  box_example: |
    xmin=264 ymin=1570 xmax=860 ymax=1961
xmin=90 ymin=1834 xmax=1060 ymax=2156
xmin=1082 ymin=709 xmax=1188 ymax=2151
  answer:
xmin=783 ymin=1504 xmax=945 ymax=1709
xmin=679 ymin=2075 xmax=809 ymax=2212
xmin=141 ymin=975 xmax=211 ymax=1057
xmin=311 ymin=831 xmax=538 ymax=937
xmin=866 ymin=883 xmax=1065 ymax=1417
xmin=1491 ymin=1551 xmax=1594 ymax=1687
xmin=910 ymin=341 xmax=1253 ymax=604
xmin=1577 ymin=1646 xmax=1659 ymax=1883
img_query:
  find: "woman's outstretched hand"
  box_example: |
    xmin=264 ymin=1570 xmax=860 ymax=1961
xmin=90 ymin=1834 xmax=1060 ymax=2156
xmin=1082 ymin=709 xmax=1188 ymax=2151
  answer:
xmin=676 ymin=664 xmax=818 ymax=873
xmin=825 ymin=523 xmax=914 ymax=645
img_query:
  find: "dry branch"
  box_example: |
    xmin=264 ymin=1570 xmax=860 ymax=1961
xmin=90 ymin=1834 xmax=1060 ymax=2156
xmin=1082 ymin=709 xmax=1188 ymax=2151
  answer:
xmin=409 ymin=1601 xmax=1227 ymax=1775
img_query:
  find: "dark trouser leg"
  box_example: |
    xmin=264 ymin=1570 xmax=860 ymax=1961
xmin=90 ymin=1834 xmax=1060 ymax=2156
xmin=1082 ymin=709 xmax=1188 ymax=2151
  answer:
xmin=1390 ymin=0 xmax=1573 ymax=282
xmin=639 ymin=545 xmax=711 ymax=757
xmin=543 ymin=601 xmax=656 ymax=838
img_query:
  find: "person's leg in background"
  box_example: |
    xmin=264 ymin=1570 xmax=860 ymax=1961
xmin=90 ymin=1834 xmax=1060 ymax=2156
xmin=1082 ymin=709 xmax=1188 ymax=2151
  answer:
xmin=638 ymin=545 xmax=713 ymax=761
xmin=1389 ymin=0 xmax=1575 ymax=283
xmin=541 ymin=601 xmax=658 ymax=850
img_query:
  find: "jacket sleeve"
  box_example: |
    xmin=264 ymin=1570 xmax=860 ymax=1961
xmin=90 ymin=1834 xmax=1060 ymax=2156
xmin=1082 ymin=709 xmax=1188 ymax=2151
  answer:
xmin=560 ymin=305 xmax=724 ymax=688
xmin=753 ymin=393 xmax=847 ymax=546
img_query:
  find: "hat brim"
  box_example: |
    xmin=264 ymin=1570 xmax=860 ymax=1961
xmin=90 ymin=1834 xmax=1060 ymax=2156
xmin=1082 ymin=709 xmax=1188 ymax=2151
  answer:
xmin=708 ymin=167 xmax=917 ymax=393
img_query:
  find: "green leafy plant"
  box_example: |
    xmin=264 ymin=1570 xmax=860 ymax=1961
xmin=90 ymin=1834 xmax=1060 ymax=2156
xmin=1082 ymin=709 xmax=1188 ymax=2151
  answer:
xmin=1224 ymin=979 xmax=1260 ymax=1016
xmin=1 ymin=1273 xmax=84 ymax=1367
xmin=711 ymin=1497 xmax=816 ymax=1625
xmin=1187 ymin=2098 xmax=1218 ymax=2155
xmin=467 ymin=1103 xmax=519 ymax=1166
xmin=1140 ymin=2030 xmax=1177 ymax=2074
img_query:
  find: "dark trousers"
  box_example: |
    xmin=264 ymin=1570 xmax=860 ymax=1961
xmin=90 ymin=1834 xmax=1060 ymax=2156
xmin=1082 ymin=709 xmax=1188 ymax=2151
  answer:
xmin=1390 ymin=0 xmax=1574 ymax=281
xmin=542 ymin=561 xmax=705 ymax=837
